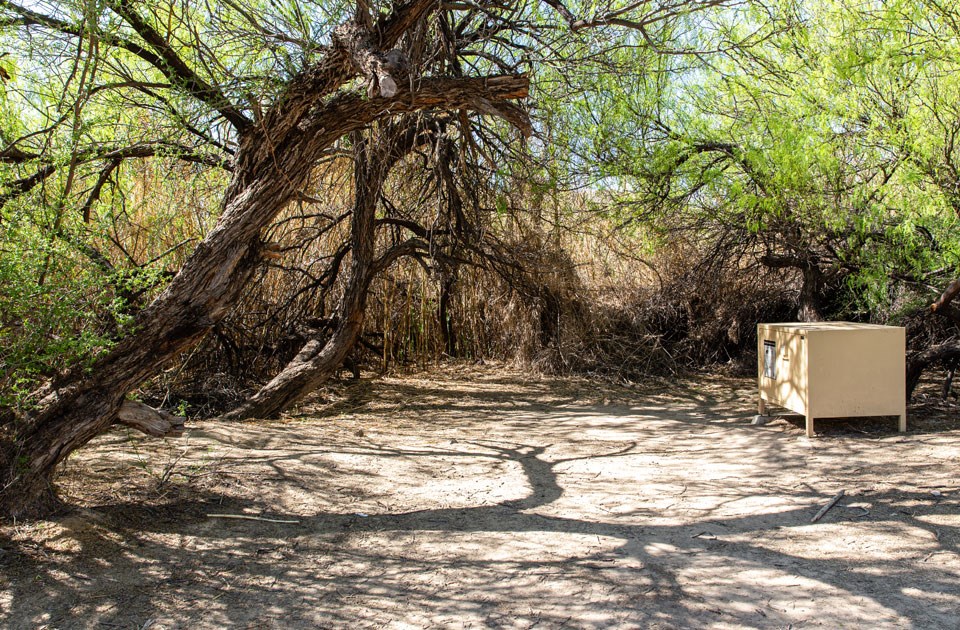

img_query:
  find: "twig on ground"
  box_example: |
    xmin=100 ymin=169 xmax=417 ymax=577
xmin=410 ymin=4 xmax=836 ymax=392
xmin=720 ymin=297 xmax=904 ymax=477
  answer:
xmin=811 ymin=490 xmax=845 ymax=523
xmin=207 ymin=513 xmax=300 ymax=524
xmin=923 ymin=550 xmax=950 ymax=562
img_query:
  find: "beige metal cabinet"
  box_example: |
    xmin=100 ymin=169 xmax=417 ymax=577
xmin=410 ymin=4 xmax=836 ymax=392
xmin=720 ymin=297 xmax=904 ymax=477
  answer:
xmin=757 ymin=322 xmax=906 ymax=436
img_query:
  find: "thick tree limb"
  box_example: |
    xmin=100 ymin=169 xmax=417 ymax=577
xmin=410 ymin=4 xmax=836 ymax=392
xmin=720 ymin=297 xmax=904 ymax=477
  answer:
xmin=541 ymin=0 xmax=578 ymax=26
xmin=467 ymin=98 xmax=531 ymax=137
xmin=300 ymin=74 xmax=530 ymax=140
xmin=116 ymin=401 xmax=185 ymax=437
xmin=249 ymin=0 xmax=438 ymax=155
xmin=333 ymin=22 xmax=405 ymax=98
xmin=372 ymin=237 xmax=430 ymax=274
xmin=97 ymin=142 xmax=230 ymax=168
xmin=0 ymin=164 xmax=55 ymax=209
xmin=760 ymin=252 xmax=816 ymax=270
xmin=376 ymin=216 xmax=448 ymax=239
xmin=907 ymin=340 xmax=960 ymax=399
xmin=931 ymin=278 xmax=960 ymax=313
xmin=0 ymin=144 xmax=39 ymax=163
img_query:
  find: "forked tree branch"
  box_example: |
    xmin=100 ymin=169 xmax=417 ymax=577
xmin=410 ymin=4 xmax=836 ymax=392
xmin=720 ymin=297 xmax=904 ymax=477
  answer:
xmin=106 ymin=0 xmax=251 ymax=130
xmin=0 ymin=0 xmax=250 ymax=130
xmin=0 ymin=142 xmax=229 ymax=210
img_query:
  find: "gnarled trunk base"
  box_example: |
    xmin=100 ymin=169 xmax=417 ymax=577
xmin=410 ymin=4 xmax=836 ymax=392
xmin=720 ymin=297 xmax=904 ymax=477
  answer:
xmin=0 ymin=397 xmax=186 ymax=519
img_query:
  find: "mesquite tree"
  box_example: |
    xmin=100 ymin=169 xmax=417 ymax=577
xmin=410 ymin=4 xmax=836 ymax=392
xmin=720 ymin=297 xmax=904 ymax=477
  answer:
xmin=578 ymin=0 xmax=960 ymax=328
xmin=0 ymin=0 xmax=529 ymax=518
xmin=0 ymin=0 xmax=742 ymax=518
xmin=221 ymin=119 xmax=434 ymax=420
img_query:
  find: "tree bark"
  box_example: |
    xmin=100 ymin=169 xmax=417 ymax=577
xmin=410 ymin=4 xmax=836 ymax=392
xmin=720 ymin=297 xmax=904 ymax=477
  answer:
xmin=0 ymin=4 xmax=528 ymax=517
xmin=439 ymin=271 xmax=458 ymax=357
xmin=798 ymin=265 xmax=825 ymax=322
xmin=221 ymin=129 xmax=393 ymax=420
xmin=906 ymin=339 xmax=960 ymax=399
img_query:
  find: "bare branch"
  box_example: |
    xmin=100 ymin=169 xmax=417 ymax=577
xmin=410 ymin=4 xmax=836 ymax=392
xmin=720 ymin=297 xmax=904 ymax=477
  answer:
xmin=79 ymin=158 xmax=122 ymax=222
xmin=0 ymin=165 xmax=55 ymax=209
xmin=0 ymin=0 xmax=250 ymax=130
xmin=106 ymin=0 xmax=250 ymax=130
xmin=373 ymin=237 xmax=430 ymax=273
xmin=0 ymin=142 xmax=229 ymax=210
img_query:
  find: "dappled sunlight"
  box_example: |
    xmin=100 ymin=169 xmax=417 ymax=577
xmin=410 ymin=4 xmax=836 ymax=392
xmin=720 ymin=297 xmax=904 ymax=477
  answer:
xmin=2 ymin=369 xmax=958 ymax=628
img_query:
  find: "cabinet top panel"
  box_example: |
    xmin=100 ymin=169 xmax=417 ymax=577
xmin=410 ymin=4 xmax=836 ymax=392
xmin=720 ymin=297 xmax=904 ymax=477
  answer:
xmin=758 ymin=322 xmax=903 ymax=333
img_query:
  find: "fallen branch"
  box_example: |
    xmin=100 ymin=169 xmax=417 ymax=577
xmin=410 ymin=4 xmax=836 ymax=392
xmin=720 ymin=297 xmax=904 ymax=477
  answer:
xmin=207 ymin=513 xmax=300 ymax=524
xmin=906 ymin=340 xmax=960 ymax=399
xmin=811 ymin=489 xmax=845 ymax=523
xmin=116 ymin=400 xmax=185 ymax=437
xmin=931 ymin=278 xmax=960 ymax=312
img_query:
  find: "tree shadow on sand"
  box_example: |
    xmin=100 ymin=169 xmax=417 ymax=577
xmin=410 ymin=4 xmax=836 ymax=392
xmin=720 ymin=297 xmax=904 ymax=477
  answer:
xmin=1 ymin=376 xmax=958 ymax=628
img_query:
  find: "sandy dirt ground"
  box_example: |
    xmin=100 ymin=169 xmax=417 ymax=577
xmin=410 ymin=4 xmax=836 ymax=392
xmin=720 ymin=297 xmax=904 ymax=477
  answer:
xmin=1 ymin=365 xmax=958 ymax=629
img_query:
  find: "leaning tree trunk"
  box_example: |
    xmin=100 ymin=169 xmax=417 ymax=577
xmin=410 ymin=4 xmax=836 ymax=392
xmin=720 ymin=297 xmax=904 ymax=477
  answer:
xmin=221 ymin=129 xmax=394 ymax=420
xmin=0 ymin=145 xmax=303 ymax=515
xmin=0 ymin=125 xmax=323 ymax=516
xmin=797 ymin=265 xmax=825 ymax=322
xmin=0 ymin=9 xmax=528 ymax=517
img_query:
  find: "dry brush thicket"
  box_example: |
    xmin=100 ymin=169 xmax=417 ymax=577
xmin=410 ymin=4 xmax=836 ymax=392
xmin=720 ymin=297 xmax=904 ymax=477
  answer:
xmin=96 ymin=141 xmax=955 ymax=422
xmin=3 ymin=0 xmax=960 ymax=518
xmin=140 ymin=173 xmax=806 ymax=420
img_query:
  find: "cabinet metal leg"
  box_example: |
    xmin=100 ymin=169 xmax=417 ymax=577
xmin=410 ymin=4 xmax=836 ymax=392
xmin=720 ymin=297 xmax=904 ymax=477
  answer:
xmin=805 ymin=415 xmax=814 ymax=437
